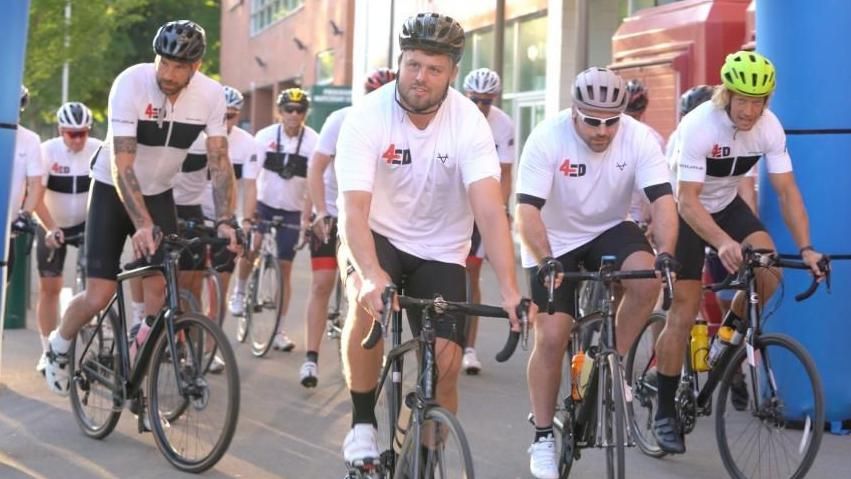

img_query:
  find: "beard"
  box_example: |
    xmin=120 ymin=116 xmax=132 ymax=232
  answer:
xmin=156 ymin=75 xmax=191 ymax=96
xmin=397 ymin=79 xmax=448 ymax=113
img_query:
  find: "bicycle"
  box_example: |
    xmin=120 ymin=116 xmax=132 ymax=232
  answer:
xmin=625 ymin=246 xmax=829 ymax=479
xmin=347 ymin=285 xmax=531 ymax=478
xmin=176 ymin=219 xmax=229 ymax=327
xmin=540 ymin=255 xmax=674 ymax=479
xmin=67 ymin=233 xmax=240 ymax=473
xmin=235 ymin=215 xmax=301 ymax=357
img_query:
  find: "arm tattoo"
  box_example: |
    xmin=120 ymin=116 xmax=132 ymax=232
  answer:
xmin=206 ymin=136 xmax=235 ymax=220
xmin=113 ymin=136 xmax=137 ymax=154
xmin=115 ymin=166 xmax=149 ymax=228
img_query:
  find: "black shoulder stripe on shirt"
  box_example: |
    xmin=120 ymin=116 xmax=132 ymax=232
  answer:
xmin=516 ymin=193 xmax=546 ymax=210
xmin=47 ymin=175 xmax=91 ymax=194
xmin=644 ymin=183 xmax=673 ymax=202
xmin=181 ymin=153 xmax=208 ymax=172
xmin=136 ymin=120 xmax=205 ymax=149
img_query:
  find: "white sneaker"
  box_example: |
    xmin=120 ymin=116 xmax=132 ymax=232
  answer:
xmin=343 ymin=424 xmax=380 ymax=466
xmin=272 ymin=331 xmax=295 ymax=352
xmin=208 ymin=355 xmax=226 ymax=374
xmin=528 ymin=435 xmax=559 ymax=479
xmin=229 ymin=292 xmax=246 ymax=316
xmin=300 ymin=360 xmax=318 ymax=388
xmin=36 ymin=352 xmax=48 ymax=376
xmin=462 ymin=347 xmax=482 ymax=375
xmin=44 ymin=346 xmax=71 ymax=396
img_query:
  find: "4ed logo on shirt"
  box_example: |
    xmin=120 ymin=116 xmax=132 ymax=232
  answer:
xmin=711 ymin=144 xmax=731 ymax=158
xmin=144 ymin=103 xmax=163 ymax=120
xmin=559 ymin=159 xmax=586 ymax=177
xmin=382 ymin=144 xmax=412 ymax=165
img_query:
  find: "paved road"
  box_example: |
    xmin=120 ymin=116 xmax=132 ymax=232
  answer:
xmin=1 ymin=252 xmax=848 ymax=478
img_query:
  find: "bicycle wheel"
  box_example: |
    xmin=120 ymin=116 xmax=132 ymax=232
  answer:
xmin=147 ymin=312 xmax=240 ymax=473
xmin=624 ymin=311 xmax=667 ymax=458
xmin=328 ymin=277 xmax=348 ymax=362
xmin=395 ymin=406 xmax=474 ymax=479
xmin=200 ymin=268 xmax=226 ymax=327
xmin=69 ymin=317 xmax=122 ymax=439
xmin=247 ymin=254 xmax=283 ymax=357
xmin=603 ymin=354 xmax=626 ymax=479
xmin=179 ymin=288 xmax=201 ymax=314
xmin=715 ymin=333 xmax=824 ymax=479
xmin=553 ymin=401 xmax=576 ymax=479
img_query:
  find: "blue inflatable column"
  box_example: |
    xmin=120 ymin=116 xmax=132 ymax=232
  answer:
xmin=0 ymin=0 xmax=32 ymax=381
xmin=758 ymin=1 xmax=851 ymax=428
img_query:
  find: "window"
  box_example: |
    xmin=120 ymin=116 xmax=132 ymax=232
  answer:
xmin=251 ymin=0 xmax=303 ymax=35
xmin=315 ymin=49 xmax=335 ymax=86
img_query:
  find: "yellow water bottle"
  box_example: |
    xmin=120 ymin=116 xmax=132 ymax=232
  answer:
xmin=690 ymin=319 xmax=710 ymax=372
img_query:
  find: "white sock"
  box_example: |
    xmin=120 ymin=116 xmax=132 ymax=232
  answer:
xmin=40 ymin=335 xmax=50 ymax=352
xmin=48 ymin=330 xmax=72 ymax=354
xmin=235 ymin=278 xmax=247 ymax=295
xmin=131 ymin=302 xmax=145 ymax=327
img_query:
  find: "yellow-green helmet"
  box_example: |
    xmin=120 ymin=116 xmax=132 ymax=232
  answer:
xmin=276 ymin=87 xmax=310 ymax=108
xmin=720 ymin=51 xmax=776 ymax=97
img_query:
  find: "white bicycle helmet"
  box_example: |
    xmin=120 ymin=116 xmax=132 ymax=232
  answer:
xmin=463 ymin=68 xmax=501 ymax=95
xmin=56 ymin=102 xmax=93 ymax=129
xmin=223 ymin=86 xmax=244 ymax=110
xmin=572 ymin=67 xmax=628 ymax=113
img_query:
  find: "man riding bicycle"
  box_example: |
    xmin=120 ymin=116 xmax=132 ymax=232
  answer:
xmin=33 ymin=101 xmax=102 ymax=375
xmin=515 ymin=67 xmax=678 ymax=479
xmin=653 ymin=50 xmax=825 ymax=454
xmin=44 ymin=20 xmax=238 ymax=397
xmin=334 ymin=12 xmax=528 ymax=468
xmin=298 ymin=67 xmax=396 ymax=388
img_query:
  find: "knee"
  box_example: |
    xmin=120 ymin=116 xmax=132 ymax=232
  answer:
xmin=437 ymin=343 xmax=463 ymax=379
xmin=311 ymin=273 xmax=335 ymax=297
xmin=82 ymin=285 xmax=114 ymax=312
xmin=39 ymin=280 xmax=63 ymax=297
xmin=533 ymin=321 xmax=570 ymax=359
xmin=625 ymin=278 xmax=662 ymax=303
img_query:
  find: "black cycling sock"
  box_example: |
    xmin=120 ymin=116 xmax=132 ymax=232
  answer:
xmin=655 ymin=372 xmax=680 ymax=420
xmin=306 ymin=350 xmax=319 ymax=363
xmin=351 ymin=388 xmax=377 ymax=428
xmin=534 ymin=425 xmax=554 ymax=442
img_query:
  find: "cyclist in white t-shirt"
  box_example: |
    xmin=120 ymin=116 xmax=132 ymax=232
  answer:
xmin=460 ymin=67 xmax=516 ymax=374
xmin=32 ymin=102 xmax=102 ymax=375
xmin=298 ymin=68 xmax=396 ymax=388
xmin=44 ymin=20 xmax=239 ymax=397
xmin=8 ymin=86 xmax=46 ymax=282
xmin=653 ymin=51 xmax=825 ymax=454
xmin=229 ymin=87 xmax=318 ymax=352
xmin=515 ymin=67 xmax=678 ymax=479
xmin=335 ymin=12 xmax=529 ymax=468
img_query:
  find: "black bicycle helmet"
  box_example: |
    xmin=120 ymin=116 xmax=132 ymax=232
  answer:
xmin=680 ymin=84 xmax=714 ymax=118
xmin=152 ymin=20 xmax=207 ymax=62
xmin=399 ymin=13 xmax=465 ymax=64
xmin=625 ymin=79 xmax=649 ymax=113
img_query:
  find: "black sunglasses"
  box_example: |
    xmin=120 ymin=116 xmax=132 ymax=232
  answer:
xmin=282 ymin=105 xmax=306 ymax=114
xmin=470 ymin=97 xmax=493 ymax=106
xmin=576 ymin=109 xmax=621 ymax=127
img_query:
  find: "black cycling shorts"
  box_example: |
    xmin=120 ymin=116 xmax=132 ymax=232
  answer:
xmin=527 ymin=221 xmax=653 ymax=317
xmin=36 ymin=222 xmax=85 ymax=278
xmin=676 ymin=196 xmax=766 ymax=281
xmin=86 ymin=180 xmax=178 ymax=280
xmin=370 ymin=232 xmax=468 ymax=347
xmin=309 ymin=216 xmax=338 ymax=271
xmin=176 ymin=204 xmax=206 ymax=271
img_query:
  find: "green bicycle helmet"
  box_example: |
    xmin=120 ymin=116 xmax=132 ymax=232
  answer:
xmin=720 ymin=51 xmax=776 ymax=97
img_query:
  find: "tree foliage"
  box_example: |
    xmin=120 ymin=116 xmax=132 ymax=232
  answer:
xmin=21 ymin=0 xmax=221 ymax=138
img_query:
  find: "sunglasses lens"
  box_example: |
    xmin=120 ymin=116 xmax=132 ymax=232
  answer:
xmin=472 ymin=97 xmax=492 ymax=105
xmin=284 ymin=106 xmax=305 ymax=114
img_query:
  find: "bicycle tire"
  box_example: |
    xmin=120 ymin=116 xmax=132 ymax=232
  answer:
xmin=623 ymin=311 xmax=667 ymax=458
xmin=604 ymin=353 xmax=626 ymax=479
xmin=69 ymin=318 xmax=122 ymax=439
xmin=202 ymin=267 xmax=226 ymax=327
xmin=328 ymin=276 xmax=347 ymax=363
xmin=395 ymin=406 xmax=474 ymax=479
xmin=248 ymin=254 xmax=283 ymax=357
xmin=147 ymin=312 xmax=240 ymax=473
xmin=553 ymin=404 xmax=576 ymax=479
xmin=715 ymin=333 xmax=824 ymax=479
xmin=179 ymin=288 xmax=201 ymax=314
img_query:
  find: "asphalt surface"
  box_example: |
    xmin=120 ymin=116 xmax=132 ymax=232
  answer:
xmin=1 ymin=251 xmax=848 ymax=478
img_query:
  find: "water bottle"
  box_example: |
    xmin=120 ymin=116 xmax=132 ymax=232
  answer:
xmin=708 ymin=313 xmax=744 ymax=367
xmin=690 ymin=320 xmax=710 ymax=372
xmin=571 ymin=351 xmax=587 ymax=401
xmin=393 ymin=392 xmax=416 ymax=453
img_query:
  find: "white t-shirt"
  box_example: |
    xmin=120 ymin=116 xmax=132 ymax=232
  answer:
xmin=201 ymin=125 xmax=263 ymax=219
xmin=516 ymin=110 xmax=671 ymax=267
xmin=314 ymin=106 xmax=350 ymax=217
xmin=628 ymin=126 xmax=665 ymax=222
xmin=486 ymin=105 xmax=516 ymax=165
xmin=41 ymin=136 xmax=103 ymax=227
xmin=252 ymin=123 xmax=318 ymax=211
xmin=335 ymin=83 xmax=500 ymax=266
xmin=90 ymin=63 xmax=227 ymax=195
xmin=173 ymin=133 xmax=208 ymax=206
xmin=11 ymin=126 xmax=45 ymax=213
xmin=675 ymin=101 xmax=790 ymax=213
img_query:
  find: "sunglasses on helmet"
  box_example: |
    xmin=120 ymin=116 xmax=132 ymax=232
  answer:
xmin=576 ymin=109 xmax=621 ymax=128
